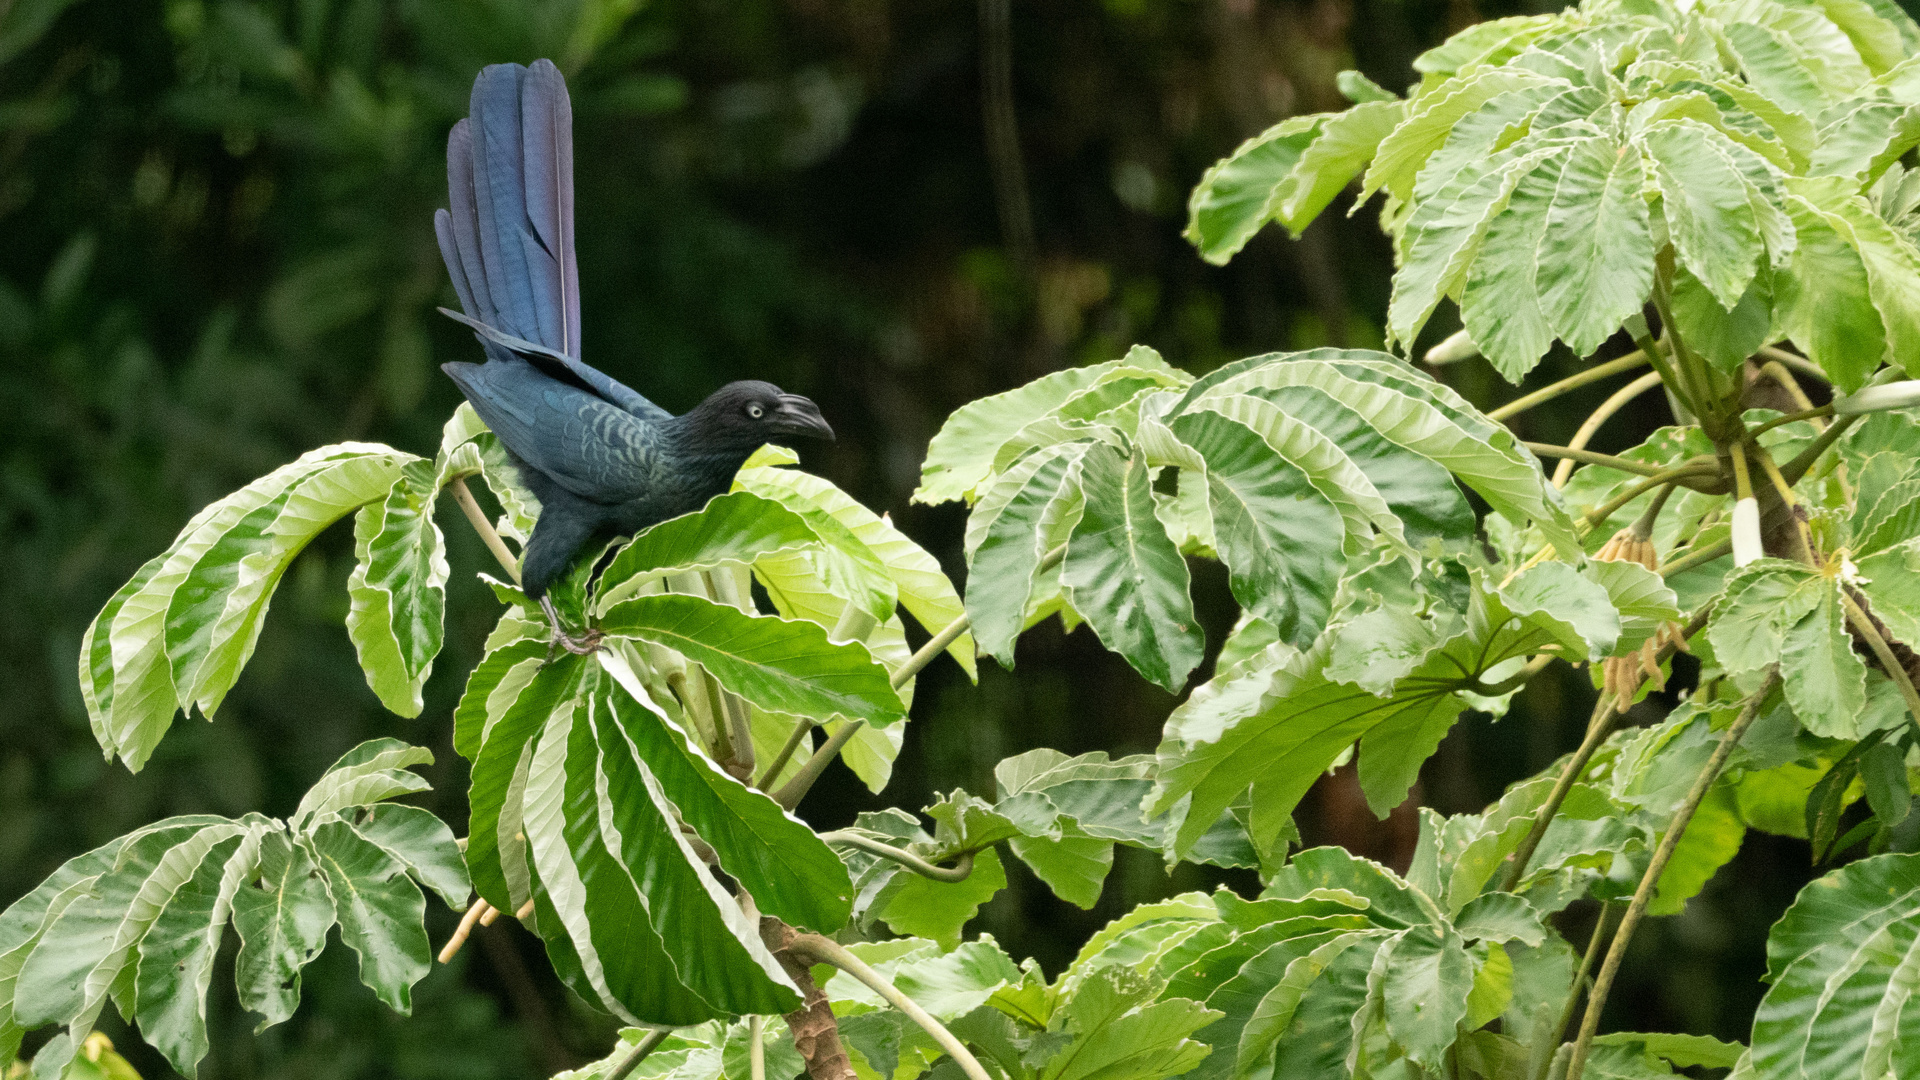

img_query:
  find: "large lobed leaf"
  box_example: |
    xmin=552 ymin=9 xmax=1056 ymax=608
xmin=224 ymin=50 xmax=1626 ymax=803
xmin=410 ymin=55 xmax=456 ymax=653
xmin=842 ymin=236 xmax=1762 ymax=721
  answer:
xmin=0 ymin=741 xmax=464 ymax=1078
xmin=457 ymin=645 xmax=854 ymax=1024
xmin=1182 ymin=0 xmax=1920 ymax=386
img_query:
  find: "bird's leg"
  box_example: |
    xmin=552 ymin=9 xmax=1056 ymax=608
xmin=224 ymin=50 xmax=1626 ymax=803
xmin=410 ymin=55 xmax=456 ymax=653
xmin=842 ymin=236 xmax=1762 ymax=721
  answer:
xmin=539 ymin=595 xmax=604 ymax=656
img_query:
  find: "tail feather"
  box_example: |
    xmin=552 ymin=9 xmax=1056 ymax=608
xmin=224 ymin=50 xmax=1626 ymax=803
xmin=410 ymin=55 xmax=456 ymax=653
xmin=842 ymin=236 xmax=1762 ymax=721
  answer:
xmin=520 ymin=59 xmax=579 ymax=357
xmin=435 ymin=60 xmax=673 ymax=423
xmin=439 ymin=61 xmax=576 ymax=359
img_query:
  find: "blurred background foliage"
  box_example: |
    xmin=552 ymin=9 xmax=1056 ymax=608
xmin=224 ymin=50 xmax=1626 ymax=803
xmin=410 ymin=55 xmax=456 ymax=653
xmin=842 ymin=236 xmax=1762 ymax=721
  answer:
xmin=2 ymin=0 xmax=1897 ymax=1075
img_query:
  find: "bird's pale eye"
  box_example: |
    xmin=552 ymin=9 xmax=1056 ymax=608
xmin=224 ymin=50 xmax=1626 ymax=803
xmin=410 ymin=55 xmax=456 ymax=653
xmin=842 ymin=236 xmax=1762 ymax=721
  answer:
xmin=747 ymin=403 xmax=765 ymax=419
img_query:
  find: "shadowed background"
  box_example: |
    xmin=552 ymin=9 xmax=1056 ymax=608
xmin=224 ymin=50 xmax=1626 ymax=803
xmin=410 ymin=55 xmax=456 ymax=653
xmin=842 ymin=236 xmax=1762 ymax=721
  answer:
xmin=0 ymin=0 xmax=1888 ymax=1075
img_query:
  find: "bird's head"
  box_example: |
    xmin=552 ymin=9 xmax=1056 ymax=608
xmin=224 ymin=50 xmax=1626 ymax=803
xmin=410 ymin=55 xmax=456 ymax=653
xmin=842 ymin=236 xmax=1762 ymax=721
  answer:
xmin=687 ymin=380 xmax=835 ymax=449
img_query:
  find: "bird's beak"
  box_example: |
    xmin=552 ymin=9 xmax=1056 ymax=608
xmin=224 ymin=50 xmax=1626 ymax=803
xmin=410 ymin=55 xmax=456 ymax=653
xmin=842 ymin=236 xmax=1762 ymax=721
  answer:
xmin=772 ymin=394 xmax=835 ymax=441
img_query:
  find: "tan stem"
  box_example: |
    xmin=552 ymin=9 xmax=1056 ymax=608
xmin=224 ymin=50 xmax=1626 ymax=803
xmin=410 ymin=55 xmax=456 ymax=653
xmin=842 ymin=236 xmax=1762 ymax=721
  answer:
xmin=1487 ymin=352 xmax=1650 ymax=422
xmin=1552 ymin=371 xmax=1666 ymax=487
xmin=449 ymin=476 xmax=522 ymax=584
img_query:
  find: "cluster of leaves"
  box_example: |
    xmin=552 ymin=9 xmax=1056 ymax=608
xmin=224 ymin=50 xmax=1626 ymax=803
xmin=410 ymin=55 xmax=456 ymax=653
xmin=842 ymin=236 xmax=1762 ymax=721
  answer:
xmin=0 ymin=739 xmax=465 ymax=1079
xmin=1188 ymin=0 xmax=1920 ymax=389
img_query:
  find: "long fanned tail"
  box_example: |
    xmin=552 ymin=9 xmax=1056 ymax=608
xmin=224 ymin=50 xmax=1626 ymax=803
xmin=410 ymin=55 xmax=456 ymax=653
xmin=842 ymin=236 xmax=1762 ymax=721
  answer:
xmin=434 ymin=60 xmax=667 ymax=421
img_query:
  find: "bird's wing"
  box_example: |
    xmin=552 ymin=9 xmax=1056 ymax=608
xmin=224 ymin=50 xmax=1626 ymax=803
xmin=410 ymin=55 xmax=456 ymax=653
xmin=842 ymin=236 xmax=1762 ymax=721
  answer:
xmin=434 ymin=60 xmax=670 ymax=423
xmin=444 ymin=360 xmax=667 ymax=505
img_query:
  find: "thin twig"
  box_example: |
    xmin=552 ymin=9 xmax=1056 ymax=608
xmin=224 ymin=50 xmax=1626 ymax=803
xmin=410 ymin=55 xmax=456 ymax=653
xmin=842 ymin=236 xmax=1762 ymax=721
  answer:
xmin=1551 ymin=371 xmax=1667 ymax=487
xmin=1502 ymin=694 xmax=1617 ymax=893
xmin=818 ymin=831 xmax=977 ymax=882
xmin=1523 ymin=443 xmax=1670 ymax=477
xmin=605 ymin=1030 xmax=673 ymax=1080
xmin=1758 ymin=345 xmax=1827 ymax=385
xmin=449 ymin=476 xmax=522 ymax=584
xmin=757 ymin=717 xmax=816 ymax=790
xmin=1659 ymin=538 xmax=1732 ymax=579
xmin=1781 ymin=414 xmax=1860 ymax=486
xmin=789 ymin=934 xmax=995 ymax=1080
xmin=1578 ymin=466 xmax=1720 ymax=537
xmin=1534 ymin=903 xmax=1621 ymax=1080
xmin=1745 ymin=403 xmax=1835 ymax=440
xmin=774 ymin=720 xmax=866 ymax=810
xmin=1487 ymin=352 xmax=1650 ymax=422
xmin=1501 ymin=605 xmax=1712 ymax=892
xmin=1563 ymin=672 xmax=1779 ymax=1080
xmin=438 ymin=900 xmax=490 ymax=963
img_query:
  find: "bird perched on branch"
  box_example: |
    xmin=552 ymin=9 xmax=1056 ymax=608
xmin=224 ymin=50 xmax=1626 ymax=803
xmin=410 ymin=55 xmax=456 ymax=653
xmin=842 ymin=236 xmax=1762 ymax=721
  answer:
xmin=434 ymin=60 xmax=832 ymax=652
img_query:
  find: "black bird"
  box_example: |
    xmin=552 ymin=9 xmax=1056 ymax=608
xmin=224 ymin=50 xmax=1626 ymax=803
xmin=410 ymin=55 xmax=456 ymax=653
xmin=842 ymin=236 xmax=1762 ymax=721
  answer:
xmin=434 ymin=60 xmax=832 ymax=652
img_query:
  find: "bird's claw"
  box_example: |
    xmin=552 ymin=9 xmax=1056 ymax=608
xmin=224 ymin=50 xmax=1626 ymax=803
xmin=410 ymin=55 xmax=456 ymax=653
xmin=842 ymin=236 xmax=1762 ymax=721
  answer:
xmin=540 ymin=596 xmax=604 ymax=658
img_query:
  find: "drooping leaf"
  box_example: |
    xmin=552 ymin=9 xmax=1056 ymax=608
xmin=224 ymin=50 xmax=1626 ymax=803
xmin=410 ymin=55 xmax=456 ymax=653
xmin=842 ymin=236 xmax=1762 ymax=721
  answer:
xmin=1185 ymin=116 xmax=1322 ymax=265
xmin=1061 ymin=442 xmax=1206 ymax=692
xmin=345 ymin=458 xmax=449 ymax=717
xmin=1168 ymin=409 xmax=1346 ymax=648
xmin=79 ymin=444 xmax=414 ymax=770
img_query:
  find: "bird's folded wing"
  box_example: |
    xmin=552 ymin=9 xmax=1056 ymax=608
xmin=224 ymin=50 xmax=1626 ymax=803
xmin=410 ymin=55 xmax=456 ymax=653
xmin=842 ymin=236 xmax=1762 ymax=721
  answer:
xmin=444 ymin=360 xmax=666 ymax=506
xmin=434 ymin=60 xmax=669 ymax=424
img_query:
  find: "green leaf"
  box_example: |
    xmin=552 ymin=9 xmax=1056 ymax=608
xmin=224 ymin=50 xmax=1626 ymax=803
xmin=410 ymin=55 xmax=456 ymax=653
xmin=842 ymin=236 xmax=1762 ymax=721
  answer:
xmin=916 ymin=357 xmax=1159 ymax=505
xmin=1381 ymin=926 xmax=1473 ymax=1070
xmin=1668 ymin=264 xmax=1773 ymax=373
xmin=1061 ymin=443 xmax=1206 ymax=692
xmin=875 ymin=847 xmax=1008 ymax=951
xmin=597 ymin=593 xmax=906 ymax=726
xmin=965 ymin=443 xmax=1090 ymax=666
xmin=1777 ymin=179 xmax=1900 ymax=390
xmin=1535 ymin=133 xmax=1656 ymax=357
xmin=1463 ymin=943 xmax=1513 ymax=1031
xmin=232 ymin=829 xmax=336 ymax=1027
xmin=1191 ymin=353 xmax=1578 ymax=557
xmin=1336 ymin=70 xmax=1397 ymax=104
xmin=1648 ymin=785 xmax=1745 ymax=916
xmin=1185 ymin=116 xmax=1321 ymax=265
xmin=451 ymin=638 xmax=548 ymax=760
xmin=1461 ymin=149 xmax=1566 ymax=381
xmin=521 ymin=677 xmax=803 ymax=1022
xmin=1273 ymin=101 xmax=1405 ymax=235
xmin=1364 ymin=68 xmax=1558 ymax=205
xmin=130 ymin=831 xmax=251 ymax=1077
xmin=1046 ymin=966 xmax=1221 ymax=1080
xmin=80 ymin=444 xmax=413 ymax=770
xmin=1751 ymin=852 xmax=1920 ymax=1080
xmin=1169 ymin=410 xmax=1346 ymax=648
xmin=291 ymin=738 xmax=433 ymax=828
xmin=304 ymin=819 xmax=429 ymax=1014
xmin=1387 ymin=141 xmax=1565 ymax=352
xmin=1155 ymin=565 xmax=1615 ymax=857
xmin=591 ymin=490 xmax=821 ymax=613
xmin=345 ymin=804 xmax=471 ymax=913
xmin=1812 ymin=99 xmax=1920 ymax=184
xmin=1642 ymin=122 xmax=1767 ymax=310
xmin=1780 ymin=584 xmax=1870 ymax=738
xmin=1452 ymin=893 xmax=1547 ymax=946
xmin=597 ymin=652 xmax=853 ymax=932
xmin=1859 ymin=737 xmax=1914 ymax=827
xmin=345 ymin=458 xmax=448 ymax=717
xmin=1590 ymin=1032 xmax=1745 ymax=1070
xmin=1241 ymin=931 xmax=1385 ymax=1080
xmin=736 ymin=464 xmax=976 ymax=677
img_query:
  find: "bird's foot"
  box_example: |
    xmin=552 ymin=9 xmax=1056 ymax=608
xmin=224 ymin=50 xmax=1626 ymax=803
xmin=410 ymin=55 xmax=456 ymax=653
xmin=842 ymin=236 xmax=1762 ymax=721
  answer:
xmin=540 ymin=596 xmax=604 ymax=657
